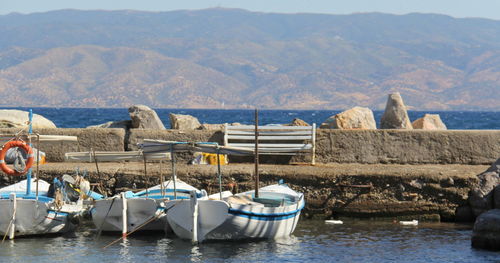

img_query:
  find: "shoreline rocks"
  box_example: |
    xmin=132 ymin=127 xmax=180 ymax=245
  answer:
xmin=7 ymin=162 xmax=485 ymax=221
xmin=87 ymin=120 xmax=132 ymax=129
xmin=469 ymin=158 xmax=500 ymax=251
xmin=472 ymin=209 xmax=500 ymax=250
xmin=320 ymin=107 xmax=376 ymax=129
xmin=286 ymin=118 xmax=310 ymax=126
xmin=380 ymin=93 xmax=413 ymax=129
xmin=128 ymin=105 xmax=165 ymax=129
xmin=0 ymin=109 xmax=56 ymax=129
xmin=169 ymin=113 xmax=202 ymax=130
xmin=412 ymin=114 xmax=447 ymax=130
xmin=469 ymin=158 xmax=500 ymax=217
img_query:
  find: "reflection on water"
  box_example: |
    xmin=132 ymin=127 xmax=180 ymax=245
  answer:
xmin=0 ymin=220 xmax=498 ymax=263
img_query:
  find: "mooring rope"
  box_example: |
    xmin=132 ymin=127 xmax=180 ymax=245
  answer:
xmin=102 ymin=202 xmax=179 ymax=249
xmin=95 ymin=197 xmax=117 ymax=240
xmin=1 ymin=215 xmax=15 ymax=243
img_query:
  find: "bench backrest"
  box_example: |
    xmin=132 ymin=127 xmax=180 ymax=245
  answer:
xmin=224 ymin=123 xmax=316 ymax=164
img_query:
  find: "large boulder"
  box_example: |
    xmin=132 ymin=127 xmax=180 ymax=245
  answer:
xmin=472 ymin=209 xmax=500 ymax=250
xmin=200 ymin=123 xmax=224 ymax=130
xmin=380 ymin=93 xmax=413 ymax=129
xmin=128 ymin=105 xmax=165 ymax=129
xmin=87 ymin=120 xmax=132 ymax=129
xmin=412 ymin=114 xmax=447 ymax=130
xmin=469 ymin=158 xmax=500 ymax=217
xmin=286 ymin=118 xmax=310 ymax=126
xmin=169 ymin=113 xmax=201 ymax=130
xmin=0 ymin=109 xmax=56 ymax=129
xmin=320 ymin=107 xmax=376 ymax=129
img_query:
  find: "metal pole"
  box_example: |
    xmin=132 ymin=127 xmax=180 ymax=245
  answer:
xmin=170 ymin=145 xmax=177 ymax=199
xmin=36 ymin=134 xmax=40 ymax=199
xmin=159 ymin=160 xmax=165 ymax=198
xmin=217 ymin=147 xmax=222 ymax=200
xmin=190 ymin=190 xmax=199 ymax=243
xmin=92 ymin=148 xmax=104 ymax=196
xmin=26 ymin=109 xmax=33 ymax=196
xmin=143 ymin=154 xmax=148 ymax=198
xmin=254 ymin=109 xmax=259 ymax=198
xmin=121 ymin=192 xmax=127 ymax=238
xmin=9 ymin=193 xmax=16 ymax=240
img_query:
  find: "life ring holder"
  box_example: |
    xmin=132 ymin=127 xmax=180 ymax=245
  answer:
xmin=0 ymin=140 xmax=34 ymax=176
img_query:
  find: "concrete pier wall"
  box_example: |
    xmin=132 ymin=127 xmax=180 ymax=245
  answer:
xmin=316 ymin=129 xmax=500 ymax=164
xmin=0 ymin=128 xmax=498 ymax=164
xmin=0 ymin=128 xmax=125 ymax=162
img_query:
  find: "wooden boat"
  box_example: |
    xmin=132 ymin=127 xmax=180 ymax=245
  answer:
xmin=0 ymin=176 xmax=97 ymax=238
xmin=141 ymin=134 xmax=305 ymax=243
xmin=0 ymin=110 xmax=98 ymax=239
xmin=165 ymin=183 xmax=304 ymax=242
xmin=91 ymin=179 xmax=205 ymax=235
xmin=67 ymin=140 xmax=206 ymax=236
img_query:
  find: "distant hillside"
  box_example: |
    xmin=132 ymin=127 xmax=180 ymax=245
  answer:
xmin=0 ymin=9 xmax=499 ymax=110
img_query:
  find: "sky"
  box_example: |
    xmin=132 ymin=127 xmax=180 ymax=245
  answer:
xmin=1 ymin=0 xmax=500 ymax=20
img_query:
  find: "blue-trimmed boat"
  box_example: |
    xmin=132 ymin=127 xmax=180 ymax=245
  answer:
xmin=164 ymin=110 xmax=305 ymax=242
xmin=166 ymin=182 xmax=305 ymax=242
xmin=88 ymin=140 xmax=209 ymax=235
xmin=0 ymin=110 xmax=100 ymax=239
xmin=91 ymin=179 xmax=205 ymax=234
xmin=0 ymin=177 xmax=100 ymax=238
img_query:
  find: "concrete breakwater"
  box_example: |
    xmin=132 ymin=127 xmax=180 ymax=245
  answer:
xmin=0 ymin=127 xmax=498 ymax=220
xmin=1 ymin=128 xmax=499 ymax=164
xmin=3 ymin=162 xmax=485 ymax=221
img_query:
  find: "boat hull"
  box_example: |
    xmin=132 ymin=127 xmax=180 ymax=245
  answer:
xmin=91 ymin=198 xmax=168 ymax=233
xmin=0 ymin=199 xmax=76 ymax=237
xmin=167 ymin=199 xmax=229 ymax=241
xmin=167 ymin=192 xmax=305 ymax=241
xmin=208 ymin=201 xmax=303 ymax=240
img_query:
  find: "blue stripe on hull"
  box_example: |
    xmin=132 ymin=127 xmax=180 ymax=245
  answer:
xmin=48 ymin=210 xmax=69 ymax=216
xmin=0 ymin=193 xmax=54 ymax=203
xmin=228 ymin=202 xmax=305 ymax=221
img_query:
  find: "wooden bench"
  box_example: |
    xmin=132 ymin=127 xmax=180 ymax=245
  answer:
xmin=223 ymin=123 xmax=316 ymax=164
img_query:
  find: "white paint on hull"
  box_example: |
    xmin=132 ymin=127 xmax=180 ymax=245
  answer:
xmin=0 ymin=199 xmax=76 ymax=237
xmin=92 ymin=198 xmax=168 ymax=233
xmin=167 ymin=184 xmax=305 ymax=242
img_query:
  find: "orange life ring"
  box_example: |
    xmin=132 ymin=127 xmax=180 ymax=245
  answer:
xmin=0 ymin=141 xmax=34 ymax=176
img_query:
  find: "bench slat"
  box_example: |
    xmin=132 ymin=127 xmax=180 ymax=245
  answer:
xmin=224 ymin=123 xmax=316 ymax=164
xmin=227 ymin=145 xmax=311 ymax=151
xmin=227 ymin=135 xmax=313 ymax=140
xmin=227 ymin=125 xmax=313 ymax=131
xmin=227 ymin=130 xmax=313 ymax=136
xmin=227 ymin=143 xmax=311 ymax=148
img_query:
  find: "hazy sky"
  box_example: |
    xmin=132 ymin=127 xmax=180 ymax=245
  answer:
xmin=2 ymin=0 xmax=500 ymax=20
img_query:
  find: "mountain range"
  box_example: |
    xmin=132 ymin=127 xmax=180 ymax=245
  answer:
xmin=0 ymin=8 xmax=499 ymax=110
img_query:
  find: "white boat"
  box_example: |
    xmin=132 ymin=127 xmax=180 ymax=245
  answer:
xmin=0 ymin=110 xmax=99 ymax=239
xmin=91 ymin=179 xmax=206 ymax=234
xmin=0 ymin=177 xmax=96 ymax=239
xmin=76 ymin=140 xmax=208 ymax=236
xmin=163 ymin=111 xmax=305 ymax=243
xmin=166 ymin=183 xmax=304 ymax=242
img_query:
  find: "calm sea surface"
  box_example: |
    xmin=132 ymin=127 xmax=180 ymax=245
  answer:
xmin=8 ymin=107 xmax=500 ymax=129
xmin=0 ymin=220 xmax=498 ymax=263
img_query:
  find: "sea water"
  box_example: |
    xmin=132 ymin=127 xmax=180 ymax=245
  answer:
xmin=7 ymin=107 xmax=500 ymax=129
xmin=0 ymin=221 xmax=498 ymax=262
